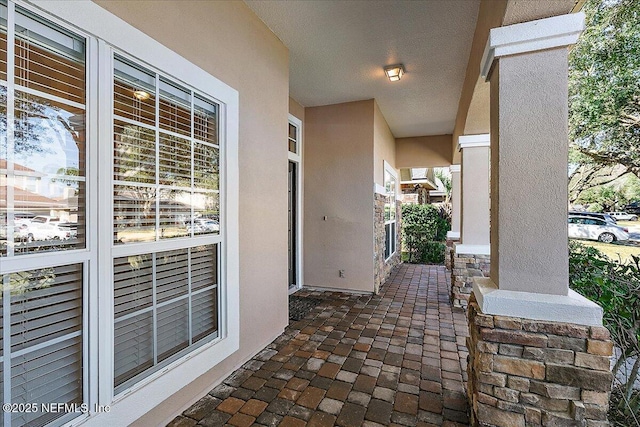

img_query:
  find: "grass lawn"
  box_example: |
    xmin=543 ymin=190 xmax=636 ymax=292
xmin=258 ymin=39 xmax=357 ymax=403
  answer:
xmin=572 ymin=239 xmax=640 ymax=264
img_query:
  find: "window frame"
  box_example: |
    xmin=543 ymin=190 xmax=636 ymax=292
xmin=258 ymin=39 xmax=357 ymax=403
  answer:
xmin=287 ymin=114 xmax=303 ymax=293
xmin=383 ymin=161 xmax=397 ymax=261
xmin=0 ymin=3 xmax=93 ymax=426
xmin=6 ymin=1 xmax=240 ymax=424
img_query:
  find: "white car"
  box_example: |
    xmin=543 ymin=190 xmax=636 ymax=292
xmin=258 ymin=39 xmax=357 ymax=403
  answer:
xmin=187 ymin=218 xmax=220 ymax=234
xmin=25 ymin=216 xmax=72 ymax=241
xmin=608 ymin=211 xmax=639 ymax=221
xmin=568 ymin=216 xmax=630 ymax=243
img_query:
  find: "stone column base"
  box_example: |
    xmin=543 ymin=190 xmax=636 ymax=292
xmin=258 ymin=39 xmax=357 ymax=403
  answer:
xmin=445 ymin=238 xmax=459 ymax=270
xmin=467 ymin=294 xmax=613 ymax=427
xmin=452 ymin=252 xmax=489 ymax=309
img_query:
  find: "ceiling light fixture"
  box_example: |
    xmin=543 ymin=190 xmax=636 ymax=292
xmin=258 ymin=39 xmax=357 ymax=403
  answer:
xmin=384 ymin=64 xmax=404 ymax=82
xmin=133 ymin=90 xmax=150 ymax=101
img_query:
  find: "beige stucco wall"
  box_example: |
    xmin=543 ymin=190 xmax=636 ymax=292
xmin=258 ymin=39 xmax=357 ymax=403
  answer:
xmin=92 ymin=1 xmax=290 ymax=424
xmin=304 ymin=100 xmax=375 ymax=293
xmin=452 ymin=0 xmax=508 ymax=164
xmin=289 ymin=97 xmax=305 ymax=122
xmin=395 ymin=135 xmax=453 ymax=168
xmin=460 ymin=145 xmax=490 ymax=246
xmin=490 ymin=49 xmax=569 ymax=296
xmin=450 ymin=168 xmax=462 ymax=235
xmin=373 ymin=101 xmax=396 ymax=185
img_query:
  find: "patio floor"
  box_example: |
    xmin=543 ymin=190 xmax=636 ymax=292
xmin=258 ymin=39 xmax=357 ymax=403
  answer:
xmin=168 ymin=264 xmax=470 ymax=427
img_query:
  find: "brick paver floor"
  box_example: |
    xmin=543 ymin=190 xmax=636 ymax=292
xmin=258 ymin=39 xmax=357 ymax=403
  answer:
xmin=169 ymin=264 xmax=470 ymax=426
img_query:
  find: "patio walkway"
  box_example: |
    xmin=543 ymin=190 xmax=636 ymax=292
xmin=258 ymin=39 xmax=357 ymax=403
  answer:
xmin=169 ymin=264 xmax=470 ymax=427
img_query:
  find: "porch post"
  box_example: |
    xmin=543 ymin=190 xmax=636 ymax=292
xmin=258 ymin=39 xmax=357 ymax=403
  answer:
xmin=457 ymin=134 xmax=490 ymax=254
xmin=467 ymin=13 xmax=613 ymax=427
xmin=451 ymin=135 xmax=490 ymax=308
xmin=445 ymin=164 xmax=461 ymax=271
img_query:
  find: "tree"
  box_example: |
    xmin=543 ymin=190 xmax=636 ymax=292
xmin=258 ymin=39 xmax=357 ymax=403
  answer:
xmin=434 ymin=169 xmax=452 ymax=204
xmin=569 ymin=0 xmax=640 ymax=179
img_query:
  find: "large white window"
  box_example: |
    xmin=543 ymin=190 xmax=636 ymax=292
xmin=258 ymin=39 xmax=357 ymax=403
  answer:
xmin=0 ymin=1 xmax=239 ymax=425
xmin=384 ymin=162 xmax=397 ymax=260
xmin=0 ymin=4 xmax=87 ymax=427
xmin=111 ymin=55 xmax=221 ymax=393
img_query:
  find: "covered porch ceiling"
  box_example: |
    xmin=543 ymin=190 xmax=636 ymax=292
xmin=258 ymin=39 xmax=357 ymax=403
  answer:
xmin=246 ymin=0 xmax=579 ymax=160
xmin=245 ymin=0 xmax=480 ymax=138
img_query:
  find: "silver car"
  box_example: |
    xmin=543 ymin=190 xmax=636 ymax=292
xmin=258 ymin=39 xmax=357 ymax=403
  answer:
xmin=568 ymin=215 xmax=630 ymax=243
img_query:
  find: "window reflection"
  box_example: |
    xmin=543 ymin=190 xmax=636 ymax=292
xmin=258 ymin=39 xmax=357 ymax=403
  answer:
xmin=1 ymin=91 xmax=85 ymax=255
xmin=113 ymin=56 xmax=220 ymax=244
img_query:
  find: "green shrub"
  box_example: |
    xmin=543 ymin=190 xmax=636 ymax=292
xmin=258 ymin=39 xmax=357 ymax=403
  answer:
xmin=401 ymin=204 xmax=449 ymax=264
xmin=402 ymin=204 xmax=439 ymax=238
xmin=569 ymin=241 xmax=640 ymax=424
xmin=420 ymin=241 xmax=445 ymax=264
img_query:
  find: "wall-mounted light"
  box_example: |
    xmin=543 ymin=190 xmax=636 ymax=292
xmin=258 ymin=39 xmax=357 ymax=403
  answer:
xmin=133 ymin=90 xmax=150 ymax=101
xmin=384 ymin=64 xmax=404 ymax=82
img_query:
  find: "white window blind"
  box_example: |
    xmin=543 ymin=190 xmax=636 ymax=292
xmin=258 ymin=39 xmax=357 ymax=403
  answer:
xmin=113 ymin=245 xmax=218 ymax=393
xmin=4 ymin=264 xmax=84 ymax=427
xmin=0 ymin=4 xmax=88 ymax=426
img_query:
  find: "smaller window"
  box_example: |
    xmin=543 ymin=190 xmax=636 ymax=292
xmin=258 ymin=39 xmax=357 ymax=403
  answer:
xmin=288 ymin=123 xmax=298 ymax=154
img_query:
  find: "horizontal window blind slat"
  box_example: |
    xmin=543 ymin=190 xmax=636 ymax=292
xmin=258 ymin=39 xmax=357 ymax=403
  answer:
xmin=113 ymin=79 xmax=155 ymax=127
xmin=157 ymin=299 xmax=188 ymax=362
xmin=191 ymin=289 xmax=217 ymax=343
xmin=11 ymin=335 xmax=82 ymax=407
xmin=14 ymin=36 xmax=85 ymax=104
xmin=114 ymin=312 xmax=153 ymax=386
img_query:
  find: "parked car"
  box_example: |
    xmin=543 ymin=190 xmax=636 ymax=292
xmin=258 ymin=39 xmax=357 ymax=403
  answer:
xmin=57 ymin=222 xmax=79 ymax=239
xmin=25 ymin=216 xmax=72 ymax=241
xmin=608 ymin=211 xmax=639 ymax=221
xmin=568 ymin=215 xmax=629 ymax=243
xmin=624 ymin=201 xmax=640 ymax=214
xmin=187 ymin=218 xmax=220 ymax=234
xmin=14 ymin=212 xmax=36 ymax=226
xmin=568 ymin=211 xmax=617 ymax=224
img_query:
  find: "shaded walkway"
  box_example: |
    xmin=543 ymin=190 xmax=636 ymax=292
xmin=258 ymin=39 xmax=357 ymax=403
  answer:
xmin=169 ymin=264 xmax=470 ymax=426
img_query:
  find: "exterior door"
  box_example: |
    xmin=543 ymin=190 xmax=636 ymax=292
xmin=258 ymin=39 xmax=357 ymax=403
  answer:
xmin=288 ymin=161 xmax=297 ymax=288
xmin=288 ymin=115 xmax=302 ymax=292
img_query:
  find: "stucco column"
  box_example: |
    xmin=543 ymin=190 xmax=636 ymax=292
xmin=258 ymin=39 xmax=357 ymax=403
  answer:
xmin=473 ymin=13 xmax=602 ymax=324
xmin=446 ymin=164 xmax=461 ymax=240
xmin=456 ymin=135 xmax=490 ymax=255
xmin=466 ymin=14 xmax=612 ymax=427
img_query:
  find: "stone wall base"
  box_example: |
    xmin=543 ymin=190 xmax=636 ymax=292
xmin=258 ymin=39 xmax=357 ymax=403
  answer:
xmin=467 ymin=294 xmax=613 ymax=427
xmin=374 ymin=195 xmax=401 ymax=293
xmin=445 ymin=238 xmax=459 ymax=270
xmin=452 ymin=252 xmax=489 ymax=309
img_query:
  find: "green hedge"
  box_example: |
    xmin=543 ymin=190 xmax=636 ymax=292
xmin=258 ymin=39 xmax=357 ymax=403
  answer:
xmin=569 ymin=242 xmax=640 ymax=425
xmin=401 ymin=204 xmax=450 ymax=264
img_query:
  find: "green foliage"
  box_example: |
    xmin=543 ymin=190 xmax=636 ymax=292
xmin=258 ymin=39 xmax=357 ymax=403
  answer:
xmin=421 ymin=241 xmax=445 ymax=264
xmin=587 ymin=202 xmax=605 ymax=212
xmin=621 ymin=175 xmax=640 ymax=203
xmin=401 ymin=204 xmax=449 ymax=264
xmin=434 ymin=169 xmax=452 ymax=203
xmin=569 ymin=241 xmax=640 ymax=423
xmin=402 ymin=204 xmax=439 ymax=237
xmin=569 ymin=0 xmax=640 ymax=178
xmin=435 ymin=208 xmax=451 ymax=241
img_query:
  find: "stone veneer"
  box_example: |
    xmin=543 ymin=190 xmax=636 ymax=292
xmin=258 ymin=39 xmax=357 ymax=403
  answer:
xmin=452 ymin=253 xmax=490 ymax=309
xmin=374 ymin=194 xmax=401 ymax=293
xmin=445 ymin=238 xmax=459 ymax=271
xmin=467 ymin=294 xmax=613 ymax=427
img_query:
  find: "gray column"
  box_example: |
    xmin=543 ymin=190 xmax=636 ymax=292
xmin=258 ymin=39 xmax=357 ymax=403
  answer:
xmin=456 ymin=135 xmax=490 ymax=255
xmin=473 ymin=12 xmax=602 ymax=325
xmin=446 ymin=164 xmax=461 ymax=240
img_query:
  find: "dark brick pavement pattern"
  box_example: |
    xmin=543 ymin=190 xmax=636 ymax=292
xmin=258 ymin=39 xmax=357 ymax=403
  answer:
xmin=168 ymin=264 xmax=470 ymax=426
